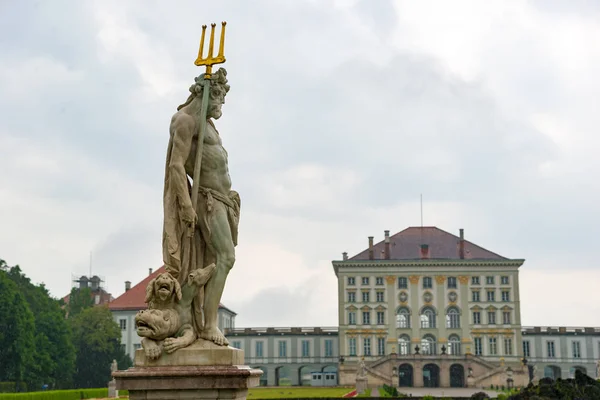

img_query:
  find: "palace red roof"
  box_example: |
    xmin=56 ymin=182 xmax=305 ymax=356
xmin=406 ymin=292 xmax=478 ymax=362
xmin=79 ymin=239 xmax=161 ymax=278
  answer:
xmin=350 ymin=226 xmax=506 ymax=261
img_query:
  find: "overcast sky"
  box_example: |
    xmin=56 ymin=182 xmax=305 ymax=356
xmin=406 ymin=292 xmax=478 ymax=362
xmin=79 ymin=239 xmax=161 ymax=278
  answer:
xmin=1 ymin=0 xmax=599 ymax=328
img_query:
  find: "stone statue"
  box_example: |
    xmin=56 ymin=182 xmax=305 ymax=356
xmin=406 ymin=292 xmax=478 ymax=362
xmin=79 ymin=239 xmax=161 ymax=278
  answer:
xmin=357 ymin=358 xmax=367 ymax=378
xmin=162 ymin=68 xmax=239 ymax=347
xmin=136 ymin=265 xmax=216 ymax=358
xmin=111 ymin=359 xmax=118 ymax=374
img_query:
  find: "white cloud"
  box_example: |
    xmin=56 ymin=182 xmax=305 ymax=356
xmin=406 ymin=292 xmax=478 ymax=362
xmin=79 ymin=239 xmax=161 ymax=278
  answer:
xmin=1 ymin=0 xmax=599 ymax=328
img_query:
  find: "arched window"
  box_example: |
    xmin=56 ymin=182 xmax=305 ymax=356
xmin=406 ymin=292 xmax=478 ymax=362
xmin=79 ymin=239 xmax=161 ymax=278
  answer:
xmin=396 ymin=307 xmax=411 ymax=328
xmin=421 ymin=334 xmax=437 ymax=355
xmin=448 ymin=335 xmax=461 ymax=355
xmin=420 ymin=307 xmax=436 ymax=328
xmin=398 ymin=335 xmax=411 ymax=355
xmin=446 ymin=307 xmax=460 ymax=329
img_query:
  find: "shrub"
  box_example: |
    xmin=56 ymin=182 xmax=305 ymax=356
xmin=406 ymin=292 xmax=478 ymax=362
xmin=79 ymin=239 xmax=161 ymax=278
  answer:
xmin=470 ymin=392 xmax=490 ymax=400
xmin=381 ymin=384 xmax=398 ymax=398
xmin=0 ymin=388 xmax=108 ymax=400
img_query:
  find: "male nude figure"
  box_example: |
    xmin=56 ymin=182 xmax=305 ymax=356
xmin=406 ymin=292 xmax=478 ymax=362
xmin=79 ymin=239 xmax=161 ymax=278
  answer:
xmin=162 ymin=68 xmax=238 ymax=346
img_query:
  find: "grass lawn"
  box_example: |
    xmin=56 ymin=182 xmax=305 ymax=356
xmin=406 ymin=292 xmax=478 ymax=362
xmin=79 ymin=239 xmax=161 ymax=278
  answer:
xmin=247 ymin=387 xmax=353 ymax=399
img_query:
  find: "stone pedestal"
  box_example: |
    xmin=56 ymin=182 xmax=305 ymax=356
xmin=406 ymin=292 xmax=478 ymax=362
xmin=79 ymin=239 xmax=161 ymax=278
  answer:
xmin=114 ymin=340 xmax=262 ymax=400
xmin=108 ymin=380 xmax=118 ymax=398
xmin=355 ymin=377 xmax=368 ymax=394
xmin=466 ymin=376 xmax=475 ymax=388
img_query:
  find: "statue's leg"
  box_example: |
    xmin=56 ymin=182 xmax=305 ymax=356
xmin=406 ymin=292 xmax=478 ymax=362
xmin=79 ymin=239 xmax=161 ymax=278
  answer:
xmin=199 ymin=203 xmax=233 ymax=346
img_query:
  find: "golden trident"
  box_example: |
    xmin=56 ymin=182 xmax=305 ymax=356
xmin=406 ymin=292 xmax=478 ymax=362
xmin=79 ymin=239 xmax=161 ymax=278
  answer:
xmin=187 ymin=22 xmax=227 ymax=239
xmin=194 ymin=22 xmax=226 ymax=78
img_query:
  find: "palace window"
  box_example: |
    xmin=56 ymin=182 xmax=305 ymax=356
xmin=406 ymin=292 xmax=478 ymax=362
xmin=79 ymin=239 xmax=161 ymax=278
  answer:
xmin=447 ymin=277 xmax=457 ymax=289
xmin=472 ymin=291 xmax=480 ymax=302
xmin=363 ymin=338 xmax=371 ymax=356
xmin=361 ymin=277 xmax=370 ymax=285
xmin=449 ymin=335 xmax=461 ymax=355
xmin=301 ymin=340 xmax=310 ymax=357
xmin=362 ymin=311 xmax=371 ymax=325
xmin=423 ymin=277 xmax=433 ymax=289
xmin=501 ymin=276 xmax=509 ymax=285
xmin=487 ymin=291 xmax=495 ymax=302
xmin=376 ymin=311 xmax=385 ymax=325
xmin=349 ymin=338 xmax=357 ymax=356
xmin=523 ymin=341 xmax=531 ymax=357
xmin=473 ymin=311 xmax=481 ymax=324
xmin=504 ymin=338 xmax=513 ymax=355
xmin=119 ymin=319 xmax=127 ymax=330
xmin=474 ymin=337 xmax=483 ymax=355
xmin=376 ymin=277 xmax=384 ymax=285
xmin=396 ymin=307 xmax=410 ymax=328
xmin=501 ymin=291 xmax=510 ymax=302
xmin=348 ymin=292 xmax=356 ymax=302
xmin=398 ymin=277 xmax=408 ymax=289
xmin=362 ymin=291 xmax=370 ymax=303
xmin=503 ymin=311 xmax=511 ymax=325
xmin=472 ymin=276 xmax=480 ymax=285
xmin=446 ymin=307 xmax=460 ymax=329
xmin=278 ymin=341 xmax=287 ymax=357
xmin=255 ymin=341 xmax=264 ymax=357
xmin=377 ymin=337 xmax=386 ymax=356
xmin=547 ymin=341 xmax=556 ymax=358
xmin=572 ymin=341 xmax=581 ymax=359
xmin=348 ymin=312 xmax=356 ymax=325
xmin=421 ymin=335 xmax=437 ymax=355
xmin=420 ymin=307 xmax=436 ymax=328
xmin=488 ymin=311 xmax=496 ymax=325
xmin=232 ymin=341 xmax=241 ymax=350
xmin=398 ymin=335 xmax=411 ymax=355
xmin=376 ymin=291 xmax=384 ymax=302
xmin=489 ymin=337 xmax=498 ymax=355
xmin=486 ymin=276 xmax=495 ymax=285
xmin=325 ymin=340 xmax=333 ymax=357
xmin=348 ymin=277 xmax=356 ymax=285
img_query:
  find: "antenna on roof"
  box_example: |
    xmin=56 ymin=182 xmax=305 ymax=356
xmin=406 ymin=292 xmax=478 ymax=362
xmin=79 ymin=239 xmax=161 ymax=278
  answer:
xmin=420 ymin=194 xmax=424 ymax=244
xmin=420 ymin=194 xmax=423 ymax=228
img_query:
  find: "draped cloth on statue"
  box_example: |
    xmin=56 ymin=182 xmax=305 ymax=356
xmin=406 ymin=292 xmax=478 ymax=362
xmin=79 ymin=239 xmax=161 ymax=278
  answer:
xmin=162 ymin=121 xmax=240 ymax=335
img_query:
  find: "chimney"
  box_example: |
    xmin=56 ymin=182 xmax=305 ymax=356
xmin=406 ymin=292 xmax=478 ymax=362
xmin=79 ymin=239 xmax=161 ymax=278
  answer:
xmin=384 ymin=230 xmax=390 ymax=260
xmin=149 ymin=268 xmax=153 ymax=276
xmin=342 ymin=252 xmax=348 ymax=261
xmin=459 ymin=228 xmax=465 ymax=259
xmin=420 ymin=244 xmax=430 ymax=259
xmin=368 ymin=236 xmax=374 ymax=260
xmin=125 ymin=281 xmax=131 ymax=292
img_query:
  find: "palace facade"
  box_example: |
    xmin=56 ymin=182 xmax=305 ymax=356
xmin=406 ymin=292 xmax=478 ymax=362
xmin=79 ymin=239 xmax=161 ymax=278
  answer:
xmin=109 ymin=226 xmax=600 ymax=388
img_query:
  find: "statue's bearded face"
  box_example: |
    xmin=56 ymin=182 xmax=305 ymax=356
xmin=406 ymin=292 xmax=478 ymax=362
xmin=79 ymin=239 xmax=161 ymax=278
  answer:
xmin=208 ymin=85 xmax=227 ymax=120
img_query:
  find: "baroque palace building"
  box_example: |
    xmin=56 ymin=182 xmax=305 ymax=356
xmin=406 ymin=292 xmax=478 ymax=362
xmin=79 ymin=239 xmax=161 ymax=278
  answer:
xmin=109 ymin=226 xmax=600 ymax=388
xmin=334 ymin=226 xmax=526 ymax=388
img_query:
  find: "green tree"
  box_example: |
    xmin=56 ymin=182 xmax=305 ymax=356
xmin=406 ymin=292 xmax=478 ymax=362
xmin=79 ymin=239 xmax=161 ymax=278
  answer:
xmin=66 ymin=287 xmax=94 ymax=318
xmin=0 ymin=270 xmax=36 ymax=391
xmin=70 ymin=306 xmax=132 ymax=388
xmin=5 ymin=264 xmax=76 ymax=389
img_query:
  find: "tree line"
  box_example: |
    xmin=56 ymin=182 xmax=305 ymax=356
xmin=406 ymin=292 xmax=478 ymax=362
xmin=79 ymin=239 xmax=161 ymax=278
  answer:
xmin=0 ymin=259 xmax=132 ymax=392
